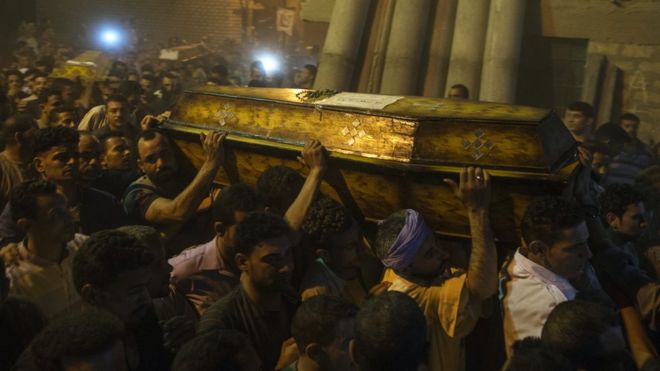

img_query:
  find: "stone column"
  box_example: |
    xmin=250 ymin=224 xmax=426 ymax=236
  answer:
xmin=313 ymin=0 xmax=372 ymax=91
xmin=379 ymin=0 xmax=432 ymax=95
xmin=479 ymin=0 xmax=527 ymax=103
xmin=445 ymin=0 xmax=491 ymax=99
xmin=422 ymin=0 xmax=458 ymax=97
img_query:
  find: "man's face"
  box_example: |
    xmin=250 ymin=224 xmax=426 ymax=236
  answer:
xmin=33 ymin=76 xmax=48 ymax=96
xmin=106 ymin=101 xmax=127 ymax=131
xmin=609 ymin=202 xmax=648 ymax=238
xmin=242 ymin=235 xmax=293 ymax=291
xmin=447 ymin=87 xmax=467 ymax=99
xmin=42 ymin=94 xmax=63 ymax=117
xmin=409 ymin=233 xmax=450 ymax=278
xmin=219 ymin=210 xmax=250 ymax=252
xmin=592 ymin=152 xmax=611 ymax=177
xmin=7 ymin=74 xmax=22 ymax=90
xmin=146 ymin=241 xmax=172 ymax=298
xmin=97 ymin=268 xmax=152 ymax=328
xmin=543 ymin=222 xmax=592 ymax=279
xmin=53 ymin=111 xmax=76 ymax=128
xmin=326 ymin=221 xmax=362 ymax=272
xmin=27 ymin=193 xmax=75 ymax=244
xmin=34 ymin=145 xmax=79 ymax=183
xmin=103 ymin=137 xmax=133 ymax=170
xmin=621 ymin=119 xmax=640 ymax=139
xmin=563 ymin=110 xmax=592 ymax=136
xmin=137 ymin=134 xmax=178 ymax=185
xmin=162 ymin=77 xmax=175 ymax=93
xmin=140 ymin=78 xmax=154 ymax=95
xmin=78 ymin=136 xmax=102 ymax=182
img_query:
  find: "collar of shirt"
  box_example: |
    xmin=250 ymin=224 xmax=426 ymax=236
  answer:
xmin=17 ymin=239 xmax=71 ymax=268
xmin=512 ymin=250 xmax=577 ymax=301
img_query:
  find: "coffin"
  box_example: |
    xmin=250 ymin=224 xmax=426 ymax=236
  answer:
xmin=50 ymin=50 xmax=111 ymax=81
xmin=163 ymin=86 xmax=579 ymax=244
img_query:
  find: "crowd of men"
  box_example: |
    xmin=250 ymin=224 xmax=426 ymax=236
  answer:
xmin=0 ymin=20 xmax=660 ymax=371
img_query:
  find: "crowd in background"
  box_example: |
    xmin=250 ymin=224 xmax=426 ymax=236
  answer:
xmin=0 ymin=19 xmax=660 ymax=371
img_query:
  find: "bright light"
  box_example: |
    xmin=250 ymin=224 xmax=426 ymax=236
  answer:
xmin=256 ymin=53 xmax=280 ymax=74
xmin=98 ymin=28 xmax=122 ymax=48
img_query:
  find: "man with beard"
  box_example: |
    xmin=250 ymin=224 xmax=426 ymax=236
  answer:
xmin=73 ymin=230 xmax=173 ymax=371
xmin=374 ymin=167 xmax=497 ymax=371
xmin=198 ymin=212 xmax=299 ymax=371
xmin=123 ymin=129 xmax=226 ymax=255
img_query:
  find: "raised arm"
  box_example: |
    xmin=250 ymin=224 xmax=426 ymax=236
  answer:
xmin=144 ymin=131 xmax=226 ymax=226
xmin=445 ymin=167 xmax=498 ymax=300
xmin=284 ymin=139 xmax=327 ymax=231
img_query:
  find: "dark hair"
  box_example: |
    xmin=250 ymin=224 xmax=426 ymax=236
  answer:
xmin=4 ymin=69 xmax=22 ymax=79
xmin=303 ymin=64 xmax=317 ymax=76
xmin=212 ymin=183 xmax=264 ymax=225
xmin=521 ymin=197 xmax=585 ymax=246
xmin=233 ymin=212 xmax=291 ymax=256
xmin=583 ymin=141 xmax=615 ymax=157
xmin=567 ymin=102 xmax=595 ymax=119
xmin=173 ymin=329 xmax=256 ymax=371
xmin=137 ymin=128 xmax=166 ymax=143
xmin=599 ymin=184 xmax=645 ymax=219
xmin=211 ymin=64 xmax=229 ymax=77
xmin=29 ymin=309 xmax=124 ymax=371
xmin=594 ymin=123 xmax=630 ymax=155
xmin=256 ymin=166 xmax=305 ymax=216
xmin=38 ymin=88 xmax=61 ymax=104
xmin=541 ymin=300 xmax=620 ymax=367
xmin=374 ymin=210 xmax=408 ymax=261
xmin=0 ymin=114 xmax=35 ymax=144
xmin=620 ymin=113 xmax=640 ymax=124
xmin=32 ymin=70 xmax=48 ymax=80
xmin=33 ymin=126 xmax=79 ymax=155
xmin=353 ymin=292 xmax=427 ymax=371
xmin=73 ymin=230 xmax=154 ymax=292
xmin=10 ymin=179 xmax=58 ymax=221
xmin=140 ymin=74 xmax=157 ymax=84
xmin=48 ymin=105 xmax=76 ymax=124
xmin=450 ymin=84 xmax=469 ymax=98
xmin=291 ymin=295 xmax=357 ymax=352
xmin=302 ymin=197 xmax=353 ymax=250
xmin=506 ymin=337 xmax=576 ymax=371
xmin=116 ymin=225 xmax=161 ymax=252
xmin=96 ymin=131 xmax=126 ymax=150
xmin=105 ymin=94 xmax=127 ymax=106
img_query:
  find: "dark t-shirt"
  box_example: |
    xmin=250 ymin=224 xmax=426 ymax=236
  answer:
xmin=123 ymin=176 xmax=214 ymax=256
xmin=198 ymin=285 xmax=300 ymax=371
xmin=93 ymin=169 xmax=142 ymax=201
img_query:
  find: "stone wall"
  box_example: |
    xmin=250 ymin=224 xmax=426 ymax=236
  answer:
xmin=588 ymin=41 xmax=660 ymax=144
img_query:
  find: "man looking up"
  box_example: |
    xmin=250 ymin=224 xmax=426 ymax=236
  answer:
xmin=124 ymin=129 xmax=227 ymax=255
xmin=199 ymin=212 xmax=298 ymax=371
xmin=374 ymin=167 xmax=497 ymax=371
xmin=92 ymin=132 xmax=141 ymax=200
xmin=35 ymin=88 xmax=63 ymax=129
xmin=563 ymin=101 xmax=595 ymax=143
xmin=92 ymin=94 xmax=138 ymax=141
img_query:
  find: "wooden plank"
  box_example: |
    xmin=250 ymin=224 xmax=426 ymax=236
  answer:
xmin=540 ymin=0 xmax=660 ymax=45
xmin=580 ymin=53 xmax=606 ymax=108
xmin=597 ymin=62 xmax=622 ymax=126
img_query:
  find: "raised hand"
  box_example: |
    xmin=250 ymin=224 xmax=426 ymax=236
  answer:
xmin=443 ymin=167 xmax=491 ymax=213
xmin=200 ymin=130 xmax=227 ymax=167
xmin=298 ymin=139 xmax=327 ymax=175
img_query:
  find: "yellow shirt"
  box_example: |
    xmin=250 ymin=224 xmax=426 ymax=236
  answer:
xmin=382 ymin=268 xmax=479 ymax=371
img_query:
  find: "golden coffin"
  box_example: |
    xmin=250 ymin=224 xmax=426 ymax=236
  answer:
xmin=50 ymin=50 xmax=112 ymax=82
xmin=163 ymin=86 xmax=578 ymax=244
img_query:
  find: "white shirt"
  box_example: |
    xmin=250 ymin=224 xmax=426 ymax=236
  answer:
xmin=500 ymin=250 xmax=579 ymax=357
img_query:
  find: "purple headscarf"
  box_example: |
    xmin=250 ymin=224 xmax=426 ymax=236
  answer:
xmin=381 ymin=209 xmax=431 ymax=271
